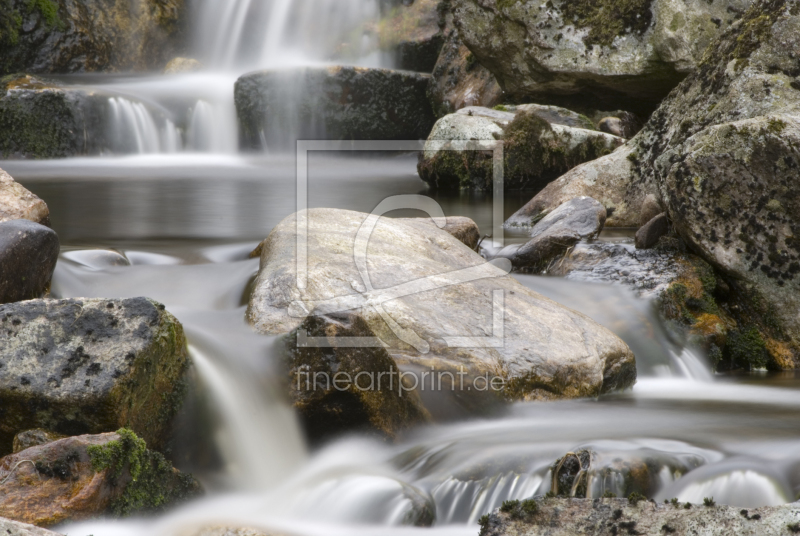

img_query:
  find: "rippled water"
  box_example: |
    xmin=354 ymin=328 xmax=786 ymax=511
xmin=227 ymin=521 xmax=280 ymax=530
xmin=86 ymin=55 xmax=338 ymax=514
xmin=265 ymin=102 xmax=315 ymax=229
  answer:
xmin=6 ymin=154 xmax=800 ymax=536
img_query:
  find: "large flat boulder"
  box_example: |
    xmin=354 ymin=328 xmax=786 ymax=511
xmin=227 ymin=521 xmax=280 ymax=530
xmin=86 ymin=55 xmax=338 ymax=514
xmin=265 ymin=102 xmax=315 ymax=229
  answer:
xmin=0 ymin=220 xmax=59 ymax=304
xmin=248 ymin=208 xmax=635 ymax=405
xmin=0 ymin=430 xmax=200 ymax=526
xmin=453 ymin=0 xmax=753 ymax=112
xmin=0 ymin=518 xmax=62 ymax=535
xmin=0 ymin=168 xmax=49 ymax=224
xmin=234 ymin=66 xmax=436 ymax=148
xmin=0 ymin=0 xmax=186 ymax=75
xmin=0 ymin=298 xmax=190 ymax=455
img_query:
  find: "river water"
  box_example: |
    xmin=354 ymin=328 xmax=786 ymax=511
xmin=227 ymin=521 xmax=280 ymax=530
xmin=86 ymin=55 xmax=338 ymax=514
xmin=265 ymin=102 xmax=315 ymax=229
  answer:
xmin=3 ymin=0 xmax=800 ymax=534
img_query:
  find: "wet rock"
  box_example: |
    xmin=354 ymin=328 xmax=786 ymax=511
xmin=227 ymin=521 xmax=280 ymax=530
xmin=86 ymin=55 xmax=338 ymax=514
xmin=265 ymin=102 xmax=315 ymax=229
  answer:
xmin=479 ymin=497 xmax=800 ymax=536
xmin=419 ymin=108 xmax=623 ymax=191
xmin=234 ymin=66 xmax=436 ymax=148
xmin=428 ymin=30 xmax=504 ymax=116
xmin=0 ymin=297 xmax=190 ymax=455
xmin=405 ymin=215 xmax=481 ymax=250
xmin=0 ymin=84 xmax=106 ymax=158
xmin=0 ymin=517 xmax=62 ymax=535
xmin=0 ymin=219 xmax=59 ymax=304
xmin=453 ymin=0 xmax=753 ymax=113
xmin=0 ymin=168 xmax=49 ymax=224
xmin=0 ymin=430 xmax=201 ymax=527
xmin=248 ymin=208 xmax=636 ymax=406
xmin=164 ymin=57 xmax=202 ymax=74
xmin=638 ymin=194 xmax=663 ymax=228
xmin=378 ymin=0 xmax=446 ymax=72
xmin=497 ymin=197 xmax=606 ymax=272
xmin=284 ymin=313 xmax=429 ymax=443
xmin=635 ymin=213 xmax=669 ymax=250
xmin=549 ymin=447 xmax=706 ymax=499
xmin=504 ymin=144 xmax=641 ymax=229
xmin=0 ymin=0 xmax=187 ymax=75
xmin=12 ymin=429 xmax=65 ymax=453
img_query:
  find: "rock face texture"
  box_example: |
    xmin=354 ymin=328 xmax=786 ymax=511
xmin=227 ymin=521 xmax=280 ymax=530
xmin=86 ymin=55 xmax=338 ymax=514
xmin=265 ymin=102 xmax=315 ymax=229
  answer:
xmin=0 ymin=430 xmax=200 ymax=527
xmin=428 ymin=30 xmax=504 ymax=116
xmin=0 ymin=219 xmax=59 ymax=304
xmin=0 ymin=80 xmax=106 ymax=158
xmin=0 ymin=0 xmax=186 ymax=75
xmin=497 ymin=197 xmax=607 ymax=272
xmin=284 ymin=313 xmax=430 ymax=443
xmin=452 ymin=0 xmax=753 ymax=112
xmin=506 ymin=0 xmax=800 ymax=368
xmin=234 ymin=66 xmax=436 ymax=148
xmin=479 ymin=497 xmax=800 ymax=536
xmin=0 ymin=168 xmax=49 ymax=225
xmin=419 ymin=107 xmax=623 ymax=191
xmin=0 ymin=298 xmax=190 ymax=455
xmin=248 ymin=209 xmax=636 ymax=405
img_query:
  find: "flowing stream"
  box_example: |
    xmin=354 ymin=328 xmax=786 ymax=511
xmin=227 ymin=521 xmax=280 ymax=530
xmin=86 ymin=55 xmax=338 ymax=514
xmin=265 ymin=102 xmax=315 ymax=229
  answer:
xmin=3 ymin=1 xmax=800 ymax=534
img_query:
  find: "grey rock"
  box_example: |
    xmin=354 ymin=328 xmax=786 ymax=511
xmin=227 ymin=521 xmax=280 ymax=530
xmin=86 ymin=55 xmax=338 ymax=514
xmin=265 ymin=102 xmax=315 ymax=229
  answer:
xmin=0 ymin=518 xmax=63 ymax=536
xmin=0 ymin=84 xmax=107 ymax=159
xmin=234 ymin=66 xmax=436 ymax=149
xmin=0 ymin=168 xmax=49 ymax=224
xmin=406 ymin=216 xmax=481 ymax=250
xmin=638 ymin=194 xmax=663 ymax=228
xmin=635 ymin=213 xmax=669 ymax=249
xmin=378 ymin=0 xmax=446 ymax=72
xmin=498 ymin=197 xmax=606 ymax=272
xmin=480 ymin=498 xmax=800 ymax=536
xmin=11 ymin=429 xmax=65 ymax=453
xmin=453 ymin=0 xmax=753 ymax=112
xmin=283 ymin=313 xmax=430 ymax=443
xmin=504 ymin=144 xmax=641 ymax=229
xmin=248 ymin=208 xmax=636 ymax=405
xmin=0 ymin=297 xmax=190 ymax=455
xmin=598 ymin=117 xmax=624 ymax=137
xmin=420 ymin=108 xmax=623 ymax=191
xmin=428 ymin=30 xmax=504 ymax=117
xmin=507 ymin=104 xmax=596 ymax=131
xmin=0 ymin=220 xmax=59 ymax=304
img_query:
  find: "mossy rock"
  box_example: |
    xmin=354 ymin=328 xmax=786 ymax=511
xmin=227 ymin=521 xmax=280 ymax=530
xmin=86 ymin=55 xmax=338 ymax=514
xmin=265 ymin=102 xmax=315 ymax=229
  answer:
xmin=0 ymin=0 xmax=187 ymax=75
xmin=0 ymin=297 xmax=191 ymax=455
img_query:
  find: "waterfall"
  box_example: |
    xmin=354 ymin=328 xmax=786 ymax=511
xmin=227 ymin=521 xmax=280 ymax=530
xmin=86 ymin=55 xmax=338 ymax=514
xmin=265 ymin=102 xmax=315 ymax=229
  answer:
xmin=194 ymin=0 xmax=384 ymax=69
xmin=107 ymin=97 xmax=183 ymax=155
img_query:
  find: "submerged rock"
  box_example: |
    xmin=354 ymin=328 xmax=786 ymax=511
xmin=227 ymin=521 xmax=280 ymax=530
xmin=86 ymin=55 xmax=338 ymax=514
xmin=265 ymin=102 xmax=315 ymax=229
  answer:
xmin=0 ymin=430 xmax=201 ymax=527
xmin=453 ymin=0 xmax=753 ymax=113
xmin=428 ymin=30 xmax=504 ymax=116
xmin=0 ymin=219 xmax=59 ymax=304
xmin=479 ymin=497 xmax=800 ymax=536
xmin=419 ymin=107 xmax=623 ymax=191
xmin=248 ymin=208 xmax=636 ymax=408
xmin=0 ymin=84 xmax=106 ymax=158
xmin=0 ymin=297 xmax=190 ymax=455
xmin=284 ymin=313 xmax=429 ymax=443
xmin=0 ymin=168 xmax=49 ymax=225
xmin=0 ymin=0 xmax=186 ymax=75
xmin=497 ymin=197 xmax=606 ymax=272
xmin=234 ymin=66 xmax=436 ymax=148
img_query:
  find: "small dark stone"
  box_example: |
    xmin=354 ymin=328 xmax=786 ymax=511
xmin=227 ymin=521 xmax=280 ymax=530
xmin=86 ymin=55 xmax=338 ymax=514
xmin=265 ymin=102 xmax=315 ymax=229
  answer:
xmin=635 ymin=213 xmax=669 ymax=250
xmin=0 ymin=219 xmax=59 ymax=304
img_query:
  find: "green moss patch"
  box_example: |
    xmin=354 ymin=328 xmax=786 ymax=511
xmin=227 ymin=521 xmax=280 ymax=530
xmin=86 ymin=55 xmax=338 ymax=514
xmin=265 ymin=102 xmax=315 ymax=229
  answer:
xmin=560 ymin=0 xmax=654 ymax=48
xmin=88 ymin=428 xmax=201 ymax=517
